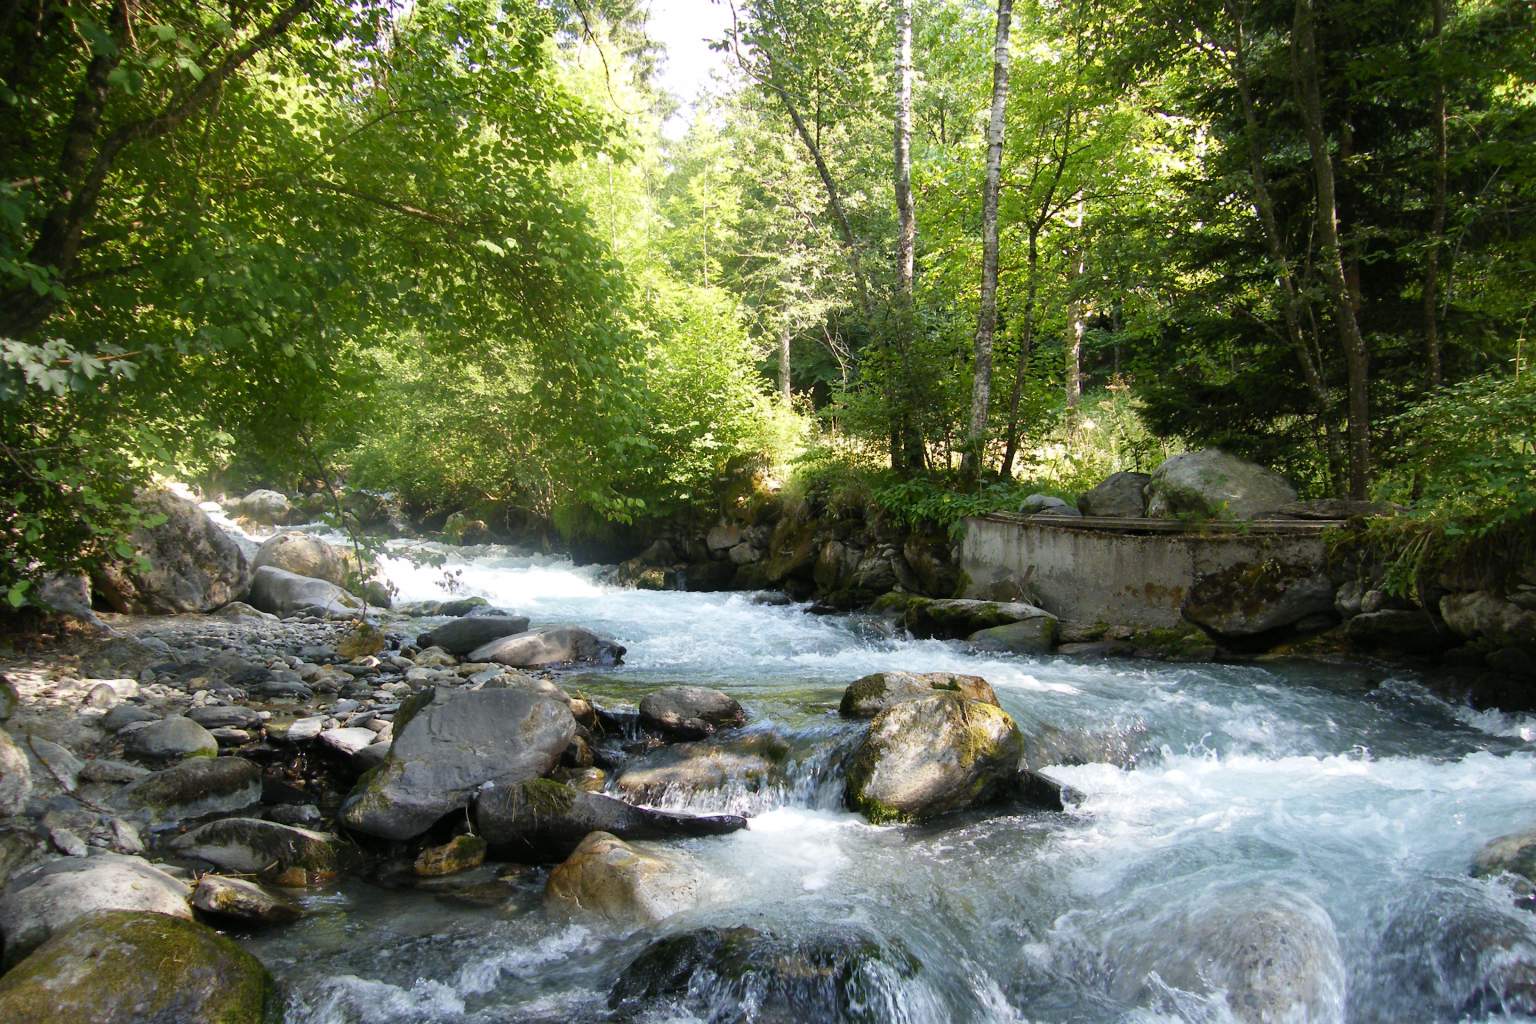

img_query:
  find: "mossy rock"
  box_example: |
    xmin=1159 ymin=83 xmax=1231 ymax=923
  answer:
xmin=838 ymin=671 xmax=999 ymax=719
xmin=0 ymin=910 xmax=279 ymax=1024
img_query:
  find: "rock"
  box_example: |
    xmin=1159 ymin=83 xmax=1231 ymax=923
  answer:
xmin=78 ymin=635 xmax=174 ymax=678
xmin=0 ymin=728 xmax=31 ymax=817
xmin=839 ymin=671 xmax=999 ymax=719
xmin=968 ymin=615 xmax=1059 ymax=653
xmin=271 ymin=715 xmax=324 ymax=743
xmin=318 ymin=727 xmax=377 ymax=757
xmin=0 ymin=676 xmax=15 ymax=721
xmin=545 ymin=831 xmax=701 ymax=925
xmin=615 ymin=733 xmax=791 ymax=801
xmin=1144 ymin=449 xmax=1298 ymax=520
xmin=441 ymin=596 xmax=492 ymax=616
xmin=24 ymin=734 xmax=81 ymax=795
xmin=610 ymin=925 xmax=918 ymax=1020
xmin=235 ymin=488 xmax=293 ymax=524
xmin=1344 ymin=609 xmax=1449 ymax=654
xmin=336 ymin=621 xmax=387 ymax=659
xmin=417 ymin=615 xmax=531 ymax=656
xmin=0 ymin=910 xmax=278 ymax=1024
xmin=0 ymin=854 xmax=191 ymax=964
xmin=1442 ymin=591 xmax=1536 ymax=648
xmin=101 ymin=704 xmax=158 ymax=732
xmin=414 ymin=834 xmax=488 ymax=877
xmin=79 ymin=759 xmax=147 ymax=784
xmin=443 ymin=511 xmax=492 ymax=544
xmin=638 ymin=685 xmax=746 ymax=740
xmin=476 ymin=779 xmax=747 ymax=863
xmin=1183 ymin=561 xmax=1337 ymax=639
xmin=112 ymin=757 xmax=262 ymax=822
xmin=123 ymin=716 xmax=217 ymax=761
xmin=36 ymin=573 xmax=105 ymax=629
xmin=906 ymin=598 xmax=1054 ymax=639
xmin=251 ymin=531 xmax=347 ymax=586
xmin=706 ymin=523 xmax=743 ymax=553
xmin=901 ymin=529 xmax=959 ymax=596
xmin=91 ymin=488 xmax=250 ymax=614
xmin=246 ymin=565 xmax=364 ymax=619
xmin=339 ymin=687 xmax=576 ymax=841
xmin=191 ymin=875 xmax=302 ymax=925
xmin=187 ymin=705 xmax=262 ymax=731
xmin=1018 ymin=493 xmax=1074 ymax=515
xmin=844 ymin=693 xmax=1024 ymax=823
xmin=1473 ymin=827 xmax=1536 ymax=885
xmin=170 ymin=817 xmax=350 ymax=878
xmin=1273 ymin=498 xmax=1394 ymax=520
xmin=468 ymin=625 xmax=625 ymax=668
xmin=212 ymin=601 xmax=277 ymax=622
xmin=1077 ymin=471 xmax=1151 ymax=517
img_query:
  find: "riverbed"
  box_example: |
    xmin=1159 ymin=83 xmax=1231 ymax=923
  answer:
xmin=248 ymin=539 xmax=1536 ymax=1023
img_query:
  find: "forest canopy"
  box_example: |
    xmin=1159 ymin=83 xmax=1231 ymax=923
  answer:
xmin=2 ymin=0 xmax=1533 ymax=600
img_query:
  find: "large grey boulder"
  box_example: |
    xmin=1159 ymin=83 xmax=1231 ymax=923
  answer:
xmin=1144 ymin=449 xmax=1297 ymax=520
xmin=91 ymin=489 xmax=250 ymax=614
xmin=417 ymin=615 xmax=531 ymax=656
xmin=234 ymin=488 xmax=292 ymax=524
xmin=251 ymin=531 xmax=348 ymax=587
xmin=170 ymin=817 xmax=351 ymax=878
xmin=1472 ymin=826 xmax=1536 ymax=885
xmin=639 ymin=685 xmax=746 ymax=740
xmin=339 ymin=687 xmax=576 ymax=840
xmin=112 ymin=756 xmax=262 ymax=823
xmin=839 ymin=671 xmax=999 ymax=719
xmin=468 ymin=625 xmax=625 ymax=668
xmin=0 ymin=727 xmax=29 ymax=817
xmin=1077 ymin=471 xmax=1152 ymax=517
xmin=476 ymin=779 xmax=747 ymax=863
xmin=246 ymin=565 xmax=364 ymax=619
xmin=844 ymin=693 xmax=1024 ymax=823
xmin=1182 ymin=561 xmax=1336 ymax=639
xmin=906 ymin=598 xmax=1055 ymax=639
xmin=545 ymin=831 xmax=702 ymax=926
xmin=0 ymin=910 xmax=278 ymax=1024
xmin=0 ymin=854 xmax=190 ymax=965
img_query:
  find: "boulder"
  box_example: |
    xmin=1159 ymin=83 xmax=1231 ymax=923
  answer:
xmin=234 ymin=488 xmax=292 ymax=524
xmin=1473 ymin=827 xmax=1536 ymax=885
xmin=0 ymin=854 xmax=190 ymax=964
xmin=467 ymin=625 xmax=625 ymax=668
xmin=968 ymin=615 xmax=1059 ymax=653
xmin=1077 ymin=471 xmax=1151 ymax=518
xmin=212 ymin=601 xmax=277 ymax=622
xmin=443 ymin=511 xmax=492 ymax=544
xmin=476 ymin=779 xmax=747 ymax=863
xmin=1344 ymin=609 xmax=1450 ymax=654
xmin=0 ymin=910 xmax=278 ymax=1024
xmin=191 ymin=875 xmax=302 ymax=925
xmin=336 ymin=622 xmax=386 ymax=659
xmin=706 ymin=523 xmax=743 ymax=553
xmin=339 ymin=687 xmax=576 ymax=840
xmin=838 ymin=671 xmax=999 ymax=719
xmin=0 ymin=727 xmax=30 ymax=817
xmin=1018 ymin=493 xmax=1075 ymax=516
xmin=101 ymin=704 xmax=158 ymax=733
xmin=615 ymin=732 xmax=791 ymax=801
xmin=91 ymin=489 xmax=250 ymax=615
xmin=845 ymin=693 xmax=1024 ymax=823
xmin=906 ymin=598 xmax=1055 ymax=639
xmin=901 ymin=529 xmax=959 ymax=597
xmin=545 ymin=831 xmax=701 ymax=926
xmin=318 ymin=727 xmax=378 ymax=757
xmin=1183 ymin=561 xmax=1337 ymax=639
xmin=246 ymin=565 xmax=364 ymax=619
xmin=36 ymin=573 xmax=104 ymax=629
xmin=417 ymin=615 xmax=531 ymax=656
xmin=123 ymin=716 xmax=217 ymax=761
xmin=170 ymin=818 xmax=350 ymax=878
xmin=251 ymin=531 xmax=346 ymax=586
xmin=414 ymin=835 xmax=487 ymax=877
xmin=609 ymin=925 xmax=918 ymax=1020
xmin=1442 ymin=591 xmax=1536 ymax=648
xmin=638 ymin=685 xmax=746 ymax=740
xmin=112 ymin=756 xmax=261 ymax=823
xmin=1144 ymin=449 xmax=1298 ymax=520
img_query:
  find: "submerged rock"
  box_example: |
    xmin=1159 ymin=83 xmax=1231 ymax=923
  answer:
xmin=191 ymin=874 xmax=302 ymax=926
xmin=838 ymin=671 xmax=999 ymax=719
xmin=638 ymin=685 xmax=746 ymax=740
xmin=339 ymin=687 xmax=575 ymax=840
xmin=468 ymin=625 xmax=625 ymax=668
xmin=1473 ymin=827 xmax=1536 ymax=886
xmin=170 ymin=817 xmax=351 ymax=878
xmin=0 ymin=854 xmax=191 ymax=964
xmin=845 ymin=693 xmax=1024 ymax=823
xmin=112 ymin=756 xmax=262 ymax=823
xmin=476 ymin=778 xmax=746 ymax=862
xmin=0 ymin=909 xmax=278 ymax=1023
xmin=414 ymin=834 xmax=488 ymax=877
xmin=545 ymin=831 xmax=702 ymax=925
xmin=417 ymin=615 xmax=530 ymax=656
xmin=615 ymin=732 xmax=791 ymax=801
xmin=1144 ymin=449 xmax=1298 ymax=520
xmin=609 ymin=924 xmax=919 ymax=1022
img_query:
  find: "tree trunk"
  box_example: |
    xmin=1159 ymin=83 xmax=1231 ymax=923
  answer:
xmin=1292 ymin=0 xmax=1371 ymax=499
xmin=999 ymin=228 xmax=1039 ymax=477
xmin=781 ymin=101 xmax=872 ymax=319
xmin=1422 ymin=0 xmax=1449 ymax=389
xmin=1063 ymin=197 xmax=1085 ymax=426
xmin=892 ymin=0 xmax=923 ymax=472
xmin=961 ymin=0 xmax=1013 ymax=484
xmin=778 ymin=322 xmax=792 ymax=402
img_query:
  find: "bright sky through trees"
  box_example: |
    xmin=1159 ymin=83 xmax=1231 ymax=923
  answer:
xmin=647 ymin=0 xmax=734 ymax=137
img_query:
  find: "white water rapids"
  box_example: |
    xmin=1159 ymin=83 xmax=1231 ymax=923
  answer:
xmin=243 ymin=539 xmax=1536 ymax=1024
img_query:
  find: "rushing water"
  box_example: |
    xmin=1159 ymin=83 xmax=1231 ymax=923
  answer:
xmin=245 ymin=539 xmax=1536 ymax=1024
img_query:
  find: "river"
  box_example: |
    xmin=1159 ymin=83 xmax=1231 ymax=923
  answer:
xmin=245 ymin=539 xmax=1536 ymax=1023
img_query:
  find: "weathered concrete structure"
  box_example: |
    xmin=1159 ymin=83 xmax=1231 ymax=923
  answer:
xmin=960 ymin=513 xmax=1338 ymax=629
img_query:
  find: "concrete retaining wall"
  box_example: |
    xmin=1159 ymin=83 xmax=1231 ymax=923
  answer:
xmin=960 ymin=513 xmax=1335 ymax=629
